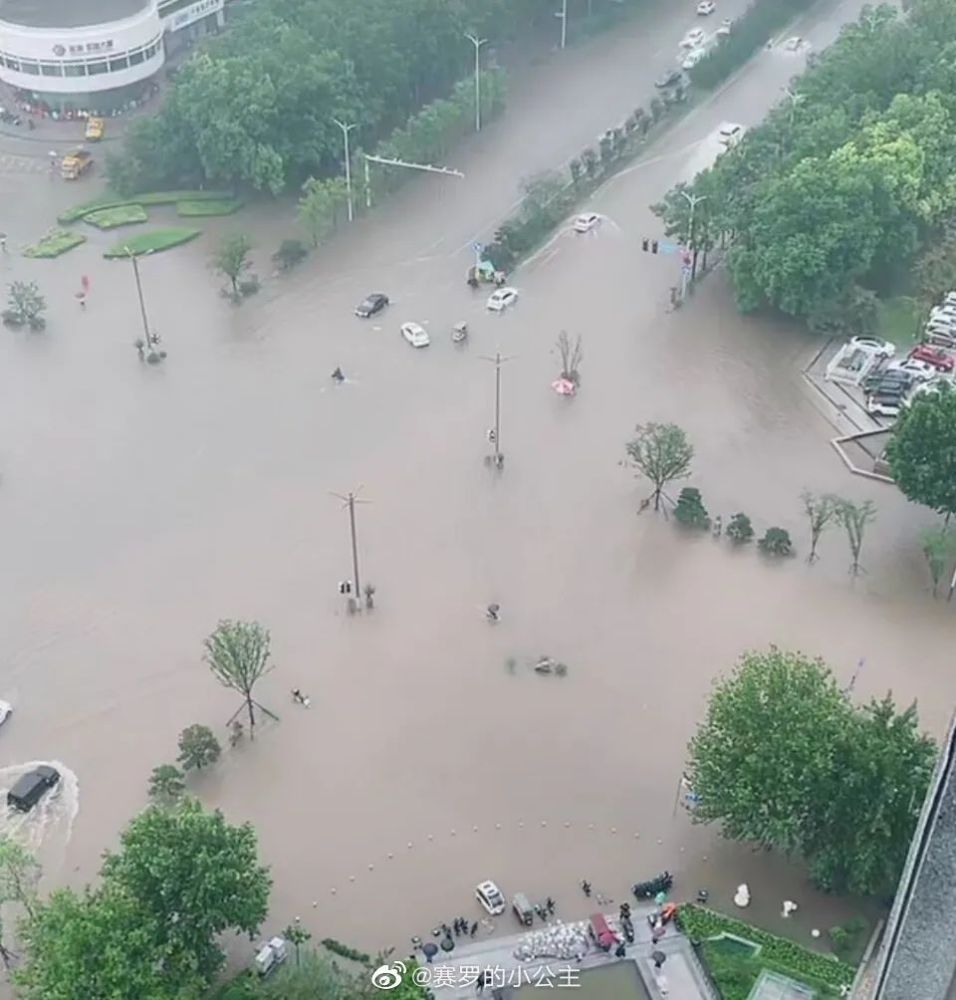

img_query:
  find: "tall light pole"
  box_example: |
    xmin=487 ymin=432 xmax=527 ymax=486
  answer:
xmin=480 ymin=353 xmax=513 ymax=469
xmin=465 ymin=33 xmax=487 ymax=132
xmin=123 ymin=246 xmax=155 ymax=346
xmin=680 ymin=191 xmax=707 ymax=281
xmin=332 ymin=488 xmax=370 ymax=611
xmin=332 ymin=118 xmax=357 ymax=222
xmin=556 ymin=0 xmax=568 ymax=49
xmin=362 ymin=153 xmax=464 ymax=210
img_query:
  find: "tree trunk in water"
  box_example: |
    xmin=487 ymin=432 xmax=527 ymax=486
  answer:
xmin=246 ymin=695 xmax=256 ymax=739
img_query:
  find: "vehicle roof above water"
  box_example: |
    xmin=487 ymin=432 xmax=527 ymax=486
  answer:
xmin=0 ymin=0 xmax=150 ymax=29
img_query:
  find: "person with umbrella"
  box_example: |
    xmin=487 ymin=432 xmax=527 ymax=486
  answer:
xmin=421 ymin=942 xmax=438 ymax=964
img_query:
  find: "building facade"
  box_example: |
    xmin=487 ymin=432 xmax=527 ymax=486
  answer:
xmin=0 ymin=0 xmax=224 ymax=110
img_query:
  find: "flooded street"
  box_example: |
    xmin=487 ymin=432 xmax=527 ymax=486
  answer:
xmin=0 ymin=0 xmax=947 ymax=966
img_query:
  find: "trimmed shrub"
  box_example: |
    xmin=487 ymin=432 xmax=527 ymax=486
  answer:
xmin=726 ymin=512 xmax=755 ymax=543
xmin=674 ymin=487 xmax=711 ymax=529
xmin=759 ymin=526 xmax=793 ymax=556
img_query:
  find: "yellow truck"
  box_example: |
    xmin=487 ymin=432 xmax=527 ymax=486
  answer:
xmin=84 ymin=116 xmax=104 ymax=141
xmin=61 ymin=149 xmax=93 ymax=180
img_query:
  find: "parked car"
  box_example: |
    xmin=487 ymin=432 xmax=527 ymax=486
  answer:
xmin=697 ymin=1 xmax=716 ymax=14
xmin=716 ymin=17 xmax=732 ymax=35
xmin=487 ymin=287 xmax=518 ymax=311
xmin=84 ymin=116 xmax=104 ymax=141
xmin=400 ymin=322 xmax=429 ymax=348
xmin=925 ymin=328 xmax=956 ymax=349
xmin=887 ymin=358 xmax=937 ymax=382
xmin=783 ymin=36 xmax=804 ymax=51
xmin=849 ymin=335 xmax=896 ymax=358
xmin=862 ymin=368 xmax=913 ymax=393
xmin=910 ymin=344 xmax=955 ymax=372
xmin=476 ymin=880 xmax=506 ymax=916
xmin=682 ymin=47 xmax=707 ymax=70
xmin=655 ymin=69 xmax=684 ymax=88
xmin=254 ymin=936 xmax=289 ymax=977
xmin=573 ymin=212 xmax=601 ymax=233
xmin=7 ymin=765 xmax=59 ymax=812
xmin=681 ymin=27 xmax=706 ymax=47
xmin=866 ymin=395 xmax=903 ymax=418
xmin=355 ymin=292 xmax=389 ymax=318
xmin=0 ymin=701 xmax=11 ymax=728
xmin=512 ymin=893 xmax=534 ymax=926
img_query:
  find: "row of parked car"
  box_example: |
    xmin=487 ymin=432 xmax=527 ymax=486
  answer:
xmin=853 ymin=302 xmax=956 ymax=416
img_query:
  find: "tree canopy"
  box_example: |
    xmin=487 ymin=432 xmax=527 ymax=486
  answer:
xmin=110 ymin=0 xmax=641 ymax=194
xmin=687 ymin=647 xmax=936 ymax=896
xmin=653 ymin=0 xmax=956 ymax=326
xmin=886 ymin=384 xmax=956 ymax=520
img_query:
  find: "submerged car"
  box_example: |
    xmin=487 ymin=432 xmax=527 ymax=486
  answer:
xmin=655 ymin=69 xmax=683 ymax=88
xmin=487 ymin=287 xmax=518 ymax=311
xmin=400 ymin=322 xmax=429 ymax=348
xmin=7 ymin=765 xmax=59 ymax=812
xmin=476 ymin=880 xmax=506 ymax=916
xmin=697 ymin=0 xmax=716 ymax=14
xmin=682 ymin=47 xmax=707 ymax=70
xmin=355 ymin=292 xmax=389 ymax=318
xmin=573 ymin=212 xmax=600 ymax=233
xmin=681 ymin=27 xmax=706 ymax=47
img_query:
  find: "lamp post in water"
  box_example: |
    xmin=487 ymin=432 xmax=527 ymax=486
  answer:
xmin=480 ymin=352 xmax=513 ymax=470
xmin=465 ymin=33 xmax=487 ymax=132
xmin=331 ymin=488 xmax=370 ymax=612
xmin=332 ymin=118 xmax=358 ymax=222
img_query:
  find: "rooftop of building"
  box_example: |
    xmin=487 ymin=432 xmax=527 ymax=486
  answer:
xmin=870 ymin=713 xmax=956 ymax=1000
xmin=0 ymin=0 xmax=152 ymax=30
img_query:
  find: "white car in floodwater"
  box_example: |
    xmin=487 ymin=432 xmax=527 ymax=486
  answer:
xmin=487 ymin=287 xmax=519 ymax=312
xmin=475 ymin=880 xmax=506 ymax=915
xmin=0 ymin=700 xmax=11 ymax=727
xmin=400 ymin=322 xmax=430 ymax=348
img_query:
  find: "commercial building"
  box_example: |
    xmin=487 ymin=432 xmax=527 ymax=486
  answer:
xmin=0 ymin=0 xmax=225 ymax=112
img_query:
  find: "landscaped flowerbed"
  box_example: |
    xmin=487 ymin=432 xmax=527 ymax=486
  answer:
xmin=59 ymin=189 xmax=235 ymax=224
xmin=176 ymin=198 xmax=244 ymax=217
xmin=83 ymin=204 xmax=148 ymax=229
xmin=678 ymin=905 xmax=855 ymax=999
xmin=23 ymin=229 xmax=86 ymax=258
xmin=103 ymin=227 xmax=200 ymax=257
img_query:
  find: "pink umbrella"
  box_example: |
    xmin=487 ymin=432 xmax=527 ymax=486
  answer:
xmin=551 ymin=377 xmax=576 ymax=396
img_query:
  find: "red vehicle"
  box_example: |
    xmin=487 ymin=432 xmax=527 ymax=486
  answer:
xmin=588 ymin=913 xmax=620 ymax=951
xmin=909 ymin=344 xmax=955 ymax=372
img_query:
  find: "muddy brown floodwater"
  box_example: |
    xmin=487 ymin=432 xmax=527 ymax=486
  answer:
xmin=0 ymin=0 xmax=948 ymax=971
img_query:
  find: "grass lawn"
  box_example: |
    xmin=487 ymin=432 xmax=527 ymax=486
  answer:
xmin=23 ymin=229 xmax=86 ymax=258
xmin=103 ymin=227 xmax=201 ymax=257
xmin=177 ymin=198 xmax=243 ymax=217
xmin=876 ymin=295 xmax=922 ymax=346
xmin=83 ymin=204 xmax=148 ymax=229
xmin=59 ymin=189 xmax=235 ymax=224
xmin=678 ymin=905 xmax=856 ymax=1000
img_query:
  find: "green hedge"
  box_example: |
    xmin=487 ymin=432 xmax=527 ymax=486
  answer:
xmin=59 ymin=189 xmax=234 ymax=224
xmin=177 ymin=198 xmax=244 ymax=217
xmin=83 ymin=204 xmax=148 ymax=229
xmin=678 ymin=905 xmax=855 ymax=989
xmin=104 ymin=227 xmax=201 ymax=257
xmin=688 ymin=0 xmax=817 ymax=89
xmin=23 ymin=229 xmax=86 ymax=258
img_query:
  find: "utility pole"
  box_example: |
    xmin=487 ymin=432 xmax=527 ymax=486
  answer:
xmin=331 ymin=489 xmax=370 ymax=611
xmin=558 ymin=0 xmax=568 ymax=49
xmin=332 ymin=118 xmax=358 ymax=222
xmin=465 ymin=34 xmax=487 ymax=132
xmin=480 ymin=353 xmax=513 ymax=469
xmin=123 ymin=245 xmax=155 ymax=345
xmin=680 ymin=191 xmax=707 ymax=281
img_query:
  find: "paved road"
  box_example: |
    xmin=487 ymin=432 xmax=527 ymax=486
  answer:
xmin=0 ymin=0 xmax=937 ymax=963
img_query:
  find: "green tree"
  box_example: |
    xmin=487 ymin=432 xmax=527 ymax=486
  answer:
xmin=726 ymin=512 xmax=754 ymax=543
xmin=214 ymin=233 xmax=253 ymax=298
xmin=101 ymin=799 xmax=271 ymax=980
xmin=801 ymin=491 xmax=839 ymax=563
xmin=688 ymin=648 xmax=849 ymax=853
xmin=298 ymin=177 xmax=334 ymax=247
xmin=886 ymin=385 xmax=956 ymax=521
xmin=920 ymin=525 xmax=956 ymax=596
xmin=204 ymin=619 xmax=275 ymax=737
xmin=836 ymin=498 xmax=877 ymax=576
xmin=0 ymin=835 xmax=41 ymax=920
xmin=177 ymin=724 xmax=222 ymax=771
xmin=148 ymin=763 xmax=186 ymax=805
xmin=15 ymin=887 xmax=204 ymax=1000
xmin=3 ymin=280 xmax=46 ymax=330
xmin=673 ymin=487 xmax=710 ymax=529
xmin=625 ymin=422 xmax=693 ymax=511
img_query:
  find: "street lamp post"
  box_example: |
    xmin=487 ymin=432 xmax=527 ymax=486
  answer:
xmin=465 ymin=33 xmax=487 ymax=132
xmin=124 ymin=246 xmax=154 ymax=345
xmin=680 ymin=191 xmax=707 ymax=282
xmin=480 ymin=353 xmax=512 ymax=469
xmin=332 ymin=118 xmax=358 ymax=223
xmin=557 ymin=0 xmax=568 ymax=49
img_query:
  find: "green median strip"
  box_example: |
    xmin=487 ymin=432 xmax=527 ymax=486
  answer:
xmin=23 ymin=229 xmax=86 ymax=258
xmin=103 ymin=227 xmax=201 ymax=257
xmin=83 ymin=205 xmax=148 ymax=229
xmin=59 ymin=190 xmax=235 ymax=224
